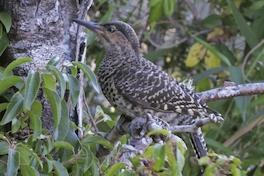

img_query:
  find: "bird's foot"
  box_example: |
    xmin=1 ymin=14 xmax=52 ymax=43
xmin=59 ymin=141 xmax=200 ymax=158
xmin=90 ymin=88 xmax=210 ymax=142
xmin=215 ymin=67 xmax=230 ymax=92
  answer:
xmin=209 ymin=114 xmax=224 ymax=123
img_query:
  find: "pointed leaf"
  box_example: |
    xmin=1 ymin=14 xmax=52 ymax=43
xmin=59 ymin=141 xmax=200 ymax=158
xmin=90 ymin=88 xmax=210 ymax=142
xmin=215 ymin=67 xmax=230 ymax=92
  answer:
xmin=42 ymin=73 xmax=56 ymax=91
xmin=0 ymin=92 xmax=23 ymax=125
xmin=0 ymin=12 xmax=12 ymax=32
xmin=73 ymin=62 xmax=100 ymax=93
xmin=54 ymin=141 xmax=74 ymax=151
xmin=3 ymin=58 xmax=33 ymax=78
xmin=0 ymin=76 xmax=23 ymax=95
xmin=52 ymin=160 xmax=69 ymax=176
xmin=82 ymin=136 xmax=113 ymax=150
xmin=0 ymin=33 xmax=9 ymax=56
xmin=24 ymin=71 xmax=41 ymax=112
xmin=55 ymin=99 xmax=69 ymax=141
xmin=47 ymin=66 xmax=66 ymax=98
xmin=194 ymin=36 xmax=231 ymax=67
xmin=21 ymin=165 xmax=40 ymax=176
xmin=227 ymin=0 xmax=259 ymax=49
xmin=47 ymin=56 xmax=61 ymax=66
xmin=7 ymin=148 xmax=20 ymax=176
xmin=43 ymin=88 xmax=61 ymax=133
xmin=67 ymin=74 xmax=80 ymax=107
xmin=28 ymin=111 xmax=42 ymax=140
xmin=0 ymin=141 xmax=9 ymax=155
xmin=105 ymin=162 xmax=126 ymax=176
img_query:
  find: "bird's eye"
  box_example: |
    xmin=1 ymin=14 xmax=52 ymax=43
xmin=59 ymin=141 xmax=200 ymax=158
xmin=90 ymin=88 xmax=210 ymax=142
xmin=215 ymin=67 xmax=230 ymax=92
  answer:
xmin=107 ymin=26 xmax=115 ymax=33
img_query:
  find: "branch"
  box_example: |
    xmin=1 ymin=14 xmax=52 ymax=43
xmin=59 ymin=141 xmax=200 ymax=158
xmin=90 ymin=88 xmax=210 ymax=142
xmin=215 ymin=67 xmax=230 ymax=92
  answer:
xmin=197 ymin=82 xmax=264 ymax=103
xmin=74 ymin=0 xmax=93 ymax=138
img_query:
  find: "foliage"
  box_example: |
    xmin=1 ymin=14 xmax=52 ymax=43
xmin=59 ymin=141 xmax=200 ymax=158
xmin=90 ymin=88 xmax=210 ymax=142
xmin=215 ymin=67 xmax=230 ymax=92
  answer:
xmin=1 ymin=0 xmax=264 ymax=175
xmin=0 ymin=12 xmax=11 ymax=56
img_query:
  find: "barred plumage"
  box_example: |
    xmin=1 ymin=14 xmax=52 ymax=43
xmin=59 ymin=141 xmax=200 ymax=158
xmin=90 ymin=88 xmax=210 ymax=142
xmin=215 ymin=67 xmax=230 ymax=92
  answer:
xmin=73 ymin=19 xmax=222 ymax=159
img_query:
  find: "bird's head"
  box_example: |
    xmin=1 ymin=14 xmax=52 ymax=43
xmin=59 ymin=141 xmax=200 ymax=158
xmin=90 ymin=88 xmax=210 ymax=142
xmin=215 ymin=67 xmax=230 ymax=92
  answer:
xmin=73 ymin=19 xmax=140 ymax=56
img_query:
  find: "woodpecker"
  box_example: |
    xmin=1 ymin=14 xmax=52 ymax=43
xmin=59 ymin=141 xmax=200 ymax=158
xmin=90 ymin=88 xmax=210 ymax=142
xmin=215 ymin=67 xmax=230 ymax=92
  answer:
xmin=73 ymin=19 xmax=223 ymax=159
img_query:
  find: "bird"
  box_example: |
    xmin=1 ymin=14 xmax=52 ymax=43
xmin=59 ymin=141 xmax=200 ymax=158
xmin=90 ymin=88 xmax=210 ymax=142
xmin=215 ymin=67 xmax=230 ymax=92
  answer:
xmin=73 ymin=19 xmax=223 ymax=160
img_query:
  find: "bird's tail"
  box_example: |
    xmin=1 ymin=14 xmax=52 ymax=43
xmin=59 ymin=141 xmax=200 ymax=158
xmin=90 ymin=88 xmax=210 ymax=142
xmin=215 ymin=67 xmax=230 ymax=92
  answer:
xmin=189 ymin=128 xmax=208 ymax=159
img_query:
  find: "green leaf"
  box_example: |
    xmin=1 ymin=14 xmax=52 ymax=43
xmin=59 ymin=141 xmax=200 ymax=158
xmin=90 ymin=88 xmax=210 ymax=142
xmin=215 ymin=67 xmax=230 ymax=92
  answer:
xmin=0 ymin=76 xmax=23 ymax=95
xmin=43 ymin=88 xmax=61 ymax=133
xmin=0 ymin=103 xmax=8 ymax=113
xmin=31 ymin=100 xmax=42 ymax=117
xmin=44 ymin=157 xmax=53 ymax=173
xmin=64 ymin=124 xmax=80 ymax=152
xmin=152 ymin=144 xmax=165 ymax=171
xmin=206 ymin=138 xmax=233 ymax=154
xmin=228 ymin=66 xmax=249 ymax=120
xmin=7 ymin=148 xmax=20 ymax=176
xmin=55 ymin=99 xmax=69 ymax=141
xmin=73 ymin=62 xmax=100 ymax=93
xmin=163 ymin=0 xmax=175 ymax=17
xmin=0 ymin=92 xmax=23 ymax=125
xmin=198 ymin=156 xmax=210 ymax=165
xmin=3 ymin=57 xmax=33 ymax=78
xmin=147 ymin=129 xmax=170 ymax=137
xmin=0 ymin=141 xmax=9 ymax=155
xmin=105 ymin=162 xmax=126 ymax=176
xmin=194 ymin=36 xmax=231 ymax=67
xmin=227 ymin=0 xmax=259 ymax=49
xmin=148 ymin=0 xmax=163 ymax=23
xmin=80 ymin=146 xmax=93 ymax=172
xmin=176 ymin=147 xmax=185 ymax=172
xmin=67 ymin=74 xmax=80 ymax=107
xmin=28 ymin=111 xmax=42 ymax=140
xmin=52 ymin=160 xmax=69 ymax=176
xmin=0 ymin=12 xmax=11 ymax=32
xmin=81 ymin=136 xmax=113 ymax=150
xmin=11 ymin=118 xmax=21 ymax=133
xmin=42 ymin=73 xmax=56 ymax=91
xmin=47 ymin=56 xmax=61 ymax=66
xmin=0 ymin=33 xmax=9 ymax=56
xmin=24 ymin=71 xmax=41 ymax=112
xmin=16 ymin=146 xmax=30 ymax=165
xmin=201 ymin=14 xmax=222 ymax=28
xmin=21 ymin=165 xmax=40 ymax=176
xmin=47 ymin=66 xmax=66 ymax=98
xmin=54 ymin=141 xmax=74 ymax=151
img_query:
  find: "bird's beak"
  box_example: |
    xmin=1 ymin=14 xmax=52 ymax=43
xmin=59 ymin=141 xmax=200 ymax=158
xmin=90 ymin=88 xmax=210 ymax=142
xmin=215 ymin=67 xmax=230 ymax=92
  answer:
xmin=72 ymin=19 xmax=102 ymax=33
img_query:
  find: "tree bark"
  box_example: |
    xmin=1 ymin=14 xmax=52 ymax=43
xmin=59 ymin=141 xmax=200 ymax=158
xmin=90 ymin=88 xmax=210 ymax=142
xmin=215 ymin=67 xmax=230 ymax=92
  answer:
xmin=0 ymin=0 xmax=79 ymax=130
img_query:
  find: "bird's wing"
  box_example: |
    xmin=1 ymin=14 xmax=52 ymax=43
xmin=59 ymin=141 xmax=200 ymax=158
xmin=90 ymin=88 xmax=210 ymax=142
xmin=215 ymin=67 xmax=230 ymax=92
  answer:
xmin=114 ymin=61 xmax=210 ymax=117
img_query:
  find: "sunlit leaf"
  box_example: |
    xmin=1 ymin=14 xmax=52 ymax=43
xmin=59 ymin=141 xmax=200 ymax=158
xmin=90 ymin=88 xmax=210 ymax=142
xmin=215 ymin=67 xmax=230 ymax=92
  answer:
xmin=204 ymin=50 xmax=221 ymax=68
xmin=185 ymin=43 xmax=206 ymax=67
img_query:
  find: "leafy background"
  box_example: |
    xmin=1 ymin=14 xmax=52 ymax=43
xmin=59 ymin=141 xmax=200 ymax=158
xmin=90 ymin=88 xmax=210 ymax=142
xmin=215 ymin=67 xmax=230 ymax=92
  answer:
xmin=0 ymin=0 xmax=264 ymax=175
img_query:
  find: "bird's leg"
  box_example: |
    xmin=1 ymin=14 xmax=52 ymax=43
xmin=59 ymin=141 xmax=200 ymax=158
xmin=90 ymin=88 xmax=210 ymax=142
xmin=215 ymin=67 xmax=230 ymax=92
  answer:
xmin=96 ymin=114 xmax=130 ymax=163
xmin=209 ymin=114 xmax=224 ymax=123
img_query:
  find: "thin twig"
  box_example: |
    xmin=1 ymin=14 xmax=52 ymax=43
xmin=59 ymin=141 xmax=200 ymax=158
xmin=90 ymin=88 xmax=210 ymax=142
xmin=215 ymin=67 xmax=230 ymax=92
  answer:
xmin=74 ymin=0 xmax=94 ymax=138
xmin=184 ymin=0 xmax=200 ymax=21
xmin=83 ymin=95 xmax=98 ymax=132
xmin=241 ymin=39 xmax=264 ymax=82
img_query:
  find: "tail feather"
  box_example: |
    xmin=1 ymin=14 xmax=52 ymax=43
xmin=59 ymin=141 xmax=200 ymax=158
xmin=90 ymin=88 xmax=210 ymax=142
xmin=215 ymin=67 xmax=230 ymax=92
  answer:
xmin=189 ymin=128 xmax=208 ymax=159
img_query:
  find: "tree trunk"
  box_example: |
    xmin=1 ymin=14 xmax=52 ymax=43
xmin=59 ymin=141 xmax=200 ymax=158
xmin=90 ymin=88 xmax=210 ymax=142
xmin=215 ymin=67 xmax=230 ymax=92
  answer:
xmin=0 ymin=0 xmax=79 ymax=130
